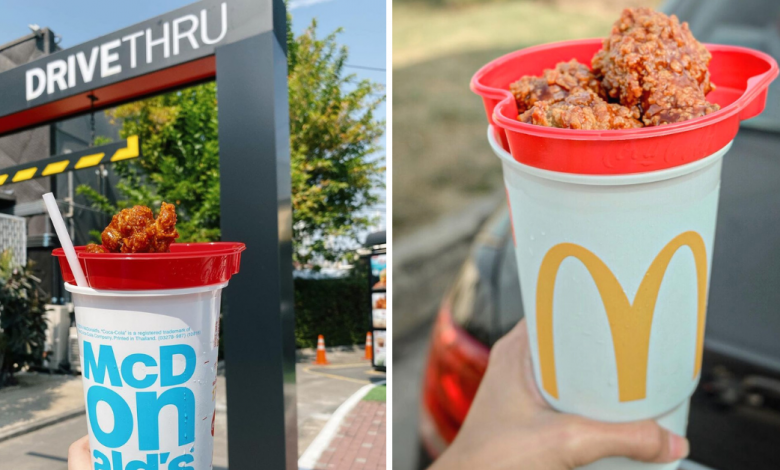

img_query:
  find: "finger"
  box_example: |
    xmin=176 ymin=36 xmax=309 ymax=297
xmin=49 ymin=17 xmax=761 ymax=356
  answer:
xmin=485 ymin=319 xmax=530 ymax=385
xmin=509 ymin=316 xmax=530 ymax=343
xmin=68 ymin=435 xmax=92 ymax=470
xmin=489 ymin=318 xmax=529 ymax=368
xmin=521 ymin=338 xmax=548 ymax=408
xmin=483 ymin=319 xmax=548 ymax=412
xmin=499 ymin=319 xmax=548 ymax=408
xmin=560 ymin=416 xmax=689 ymax=467
xmin=467 ymin=318 xmax=530 ymax=418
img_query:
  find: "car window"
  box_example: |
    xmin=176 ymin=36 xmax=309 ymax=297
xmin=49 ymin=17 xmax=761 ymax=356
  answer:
xmin=450 ymin=246 xmax=497 ymax=347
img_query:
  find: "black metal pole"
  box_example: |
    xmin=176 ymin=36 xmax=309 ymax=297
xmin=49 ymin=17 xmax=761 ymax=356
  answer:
xmin=216 ymin=29 xmax=297 ymax=470
xmin=45 ymin=27 xmax=62 ymax=302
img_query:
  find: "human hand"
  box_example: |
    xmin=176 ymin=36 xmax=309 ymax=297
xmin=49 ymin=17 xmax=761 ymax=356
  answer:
xmin=68 ymin=435 xmax=91 ymax=470
xmin=430 ymin=319 xmax=689 ymax=470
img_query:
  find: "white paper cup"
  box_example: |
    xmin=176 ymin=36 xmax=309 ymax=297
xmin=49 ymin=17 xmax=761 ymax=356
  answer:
xmin=65 ymin=282 xmax=225 ymax=470
xmin=489 ymin=126 xmax=729 ymax=470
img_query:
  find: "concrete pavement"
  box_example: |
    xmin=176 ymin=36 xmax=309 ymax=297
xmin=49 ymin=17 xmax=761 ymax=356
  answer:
xmin=0 ymin=347 xmax=384 ymax=468
xmin=0 ymin=373 xmax=84 ymax=442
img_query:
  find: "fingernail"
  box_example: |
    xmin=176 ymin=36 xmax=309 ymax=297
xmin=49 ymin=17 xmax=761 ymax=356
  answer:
xmin=668 ymin=434 xmax=690 ymax=459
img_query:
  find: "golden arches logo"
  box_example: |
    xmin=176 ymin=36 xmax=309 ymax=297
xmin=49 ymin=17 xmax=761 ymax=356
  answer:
xmin=536 ymin=231 xmax=708 ymax=402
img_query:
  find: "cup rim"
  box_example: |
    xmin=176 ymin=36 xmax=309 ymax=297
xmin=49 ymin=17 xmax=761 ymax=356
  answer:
xmin=64 ymin=281 xmax=229 ymax=297
xmin=488 ymin=125 xmax=730 ymax=186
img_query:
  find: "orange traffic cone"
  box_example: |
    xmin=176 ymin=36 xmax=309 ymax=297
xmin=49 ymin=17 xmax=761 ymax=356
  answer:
xmin=364 ymin=332 xmax=373 ymax=360
xmin=313 ymin=335 xmax=329 ymax=365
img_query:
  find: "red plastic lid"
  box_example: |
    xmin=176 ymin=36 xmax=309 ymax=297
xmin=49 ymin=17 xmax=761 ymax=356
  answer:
xmin=53 ymin=242 xmax=245 ymax=290
xmin=471 ymin=39 xmax=778 ymax=175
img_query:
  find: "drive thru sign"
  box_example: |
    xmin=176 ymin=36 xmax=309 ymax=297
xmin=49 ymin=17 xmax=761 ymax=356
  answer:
xmin=23 ymin=5 xmax=228 ymax=103
xmin=0 ymin=1 xmax=297 ymax=469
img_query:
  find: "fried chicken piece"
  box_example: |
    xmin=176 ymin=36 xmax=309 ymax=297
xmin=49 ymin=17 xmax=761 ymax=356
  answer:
xmin=91 ymin=203 xmax=179 ymax=253
xmin=102 ymin=205 xmax=155 ymax=253
xmin=510 ymin=59 xmax=605 ymax=115
xmin=84 ymin=244 xmax=108 ymax=253
xmin=520 ymin=89 xmax=643 ymax=130
xmin=592 ymin=7 xmax=719 ymax=126
xmin=147 ymin=202 xmax=179 ymax=253
xmin=640 ymin=72 xmax=720 ymax=125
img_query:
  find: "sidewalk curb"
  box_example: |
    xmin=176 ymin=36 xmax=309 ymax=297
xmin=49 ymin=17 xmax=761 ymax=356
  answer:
xmin=0 ymin=406 xmax=85 ymax=444
xmin=298 ymin=380 xmax=386 ymax=470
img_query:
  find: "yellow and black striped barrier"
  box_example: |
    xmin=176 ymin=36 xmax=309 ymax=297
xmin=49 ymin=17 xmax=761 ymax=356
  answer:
xmin=0 ymin=135 xmax=140 ymax=186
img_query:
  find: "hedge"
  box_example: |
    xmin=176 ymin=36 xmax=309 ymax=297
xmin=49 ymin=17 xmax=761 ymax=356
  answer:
xmin=219 ymin=263 xmax=370 ymax=358
xmin=294 ymin=268 xmax=369 ymax=349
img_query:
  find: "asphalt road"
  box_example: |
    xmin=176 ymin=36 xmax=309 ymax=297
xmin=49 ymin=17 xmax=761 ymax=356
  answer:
xmin=0 ymin=355 xmax=384 ymax=469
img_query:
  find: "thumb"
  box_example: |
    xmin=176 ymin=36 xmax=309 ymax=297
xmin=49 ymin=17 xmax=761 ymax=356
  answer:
xmin=68 ymin=435 xmax=92 ymax=470
xmin=561 ymin=417 xmax=689 ymax=467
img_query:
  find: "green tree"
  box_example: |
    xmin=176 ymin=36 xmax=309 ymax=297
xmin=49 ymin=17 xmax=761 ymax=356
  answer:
xmin=78 ymin=18 xmax=385 ymax=265
xmin=288 ymin=19 xmax=385 ymax=265
xmin=77 ymin=85 xmax=221 ymax=243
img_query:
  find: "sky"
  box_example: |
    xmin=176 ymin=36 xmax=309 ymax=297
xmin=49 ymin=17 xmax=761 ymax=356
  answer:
xmin=0 ymin=0 xmax=387 ymax=231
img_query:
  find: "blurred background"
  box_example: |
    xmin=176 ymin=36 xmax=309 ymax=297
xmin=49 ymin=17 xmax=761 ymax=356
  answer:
xmin=393 ymin=1 xmax=780 ymax=469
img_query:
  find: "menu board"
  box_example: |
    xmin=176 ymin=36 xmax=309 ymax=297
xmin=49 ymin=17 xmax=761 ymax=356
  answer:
xmin=373 ymin=330 xmax=386 ymax=367
xmin=370 ymin=255 xmax=386 ymax=291
xmin=366 ymin=247 xmax=386 ymax=371
xmin=372 ymin=293 xmax=386 ymax=328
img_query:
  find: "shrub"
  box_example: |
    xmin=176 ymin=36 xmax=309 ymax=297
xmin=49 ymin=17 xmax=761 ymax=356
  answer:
xmin=294 ymin=265 xmax=369 ymax=348
xmin=0 ymin=250 xmax=48 ymax=387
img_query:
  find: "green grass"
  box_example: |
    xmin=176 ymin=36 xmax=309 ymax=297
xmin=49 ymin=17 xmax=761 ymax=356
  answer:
xmin=394 ymin=2 xmax=618 ymax=68
xmin=393 ymin=47 xmax=512 ymax=236
xmin=363 ymin=385 xmax=387 ymax=402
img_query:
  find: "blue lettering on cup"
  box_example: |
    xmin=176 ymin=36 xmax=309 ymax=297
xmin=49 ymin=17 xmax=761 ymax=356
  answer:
xmin=160 ymin=345 xmax=196 ymax=387
xmin=84 ymin=341 xmax=123 ymax=387
xmin=125 ymin=452 xmax=159 ymax=470
xmin=87 ymin=387 xmax=134 ymax=448
xmin=168 ymin=454 xmax=195 ymax=469
xmin=83 ymin=342 xmax=200 ymax=465
xmin=137 ymin=388 xmax=195 ymax=451
xmin=93 ymin=449 xmax=111 ymax=470
xmin=112 ymin=450 xmax=123 ymax=470
xmin=121 ymin=354 xmax=158 ymax=389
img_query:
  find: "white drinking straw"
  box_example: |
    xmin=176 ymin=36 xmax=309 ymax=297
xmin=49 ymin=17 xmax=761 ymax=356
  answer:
xmin=42 ymin=192 xmax=88 ymax=287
